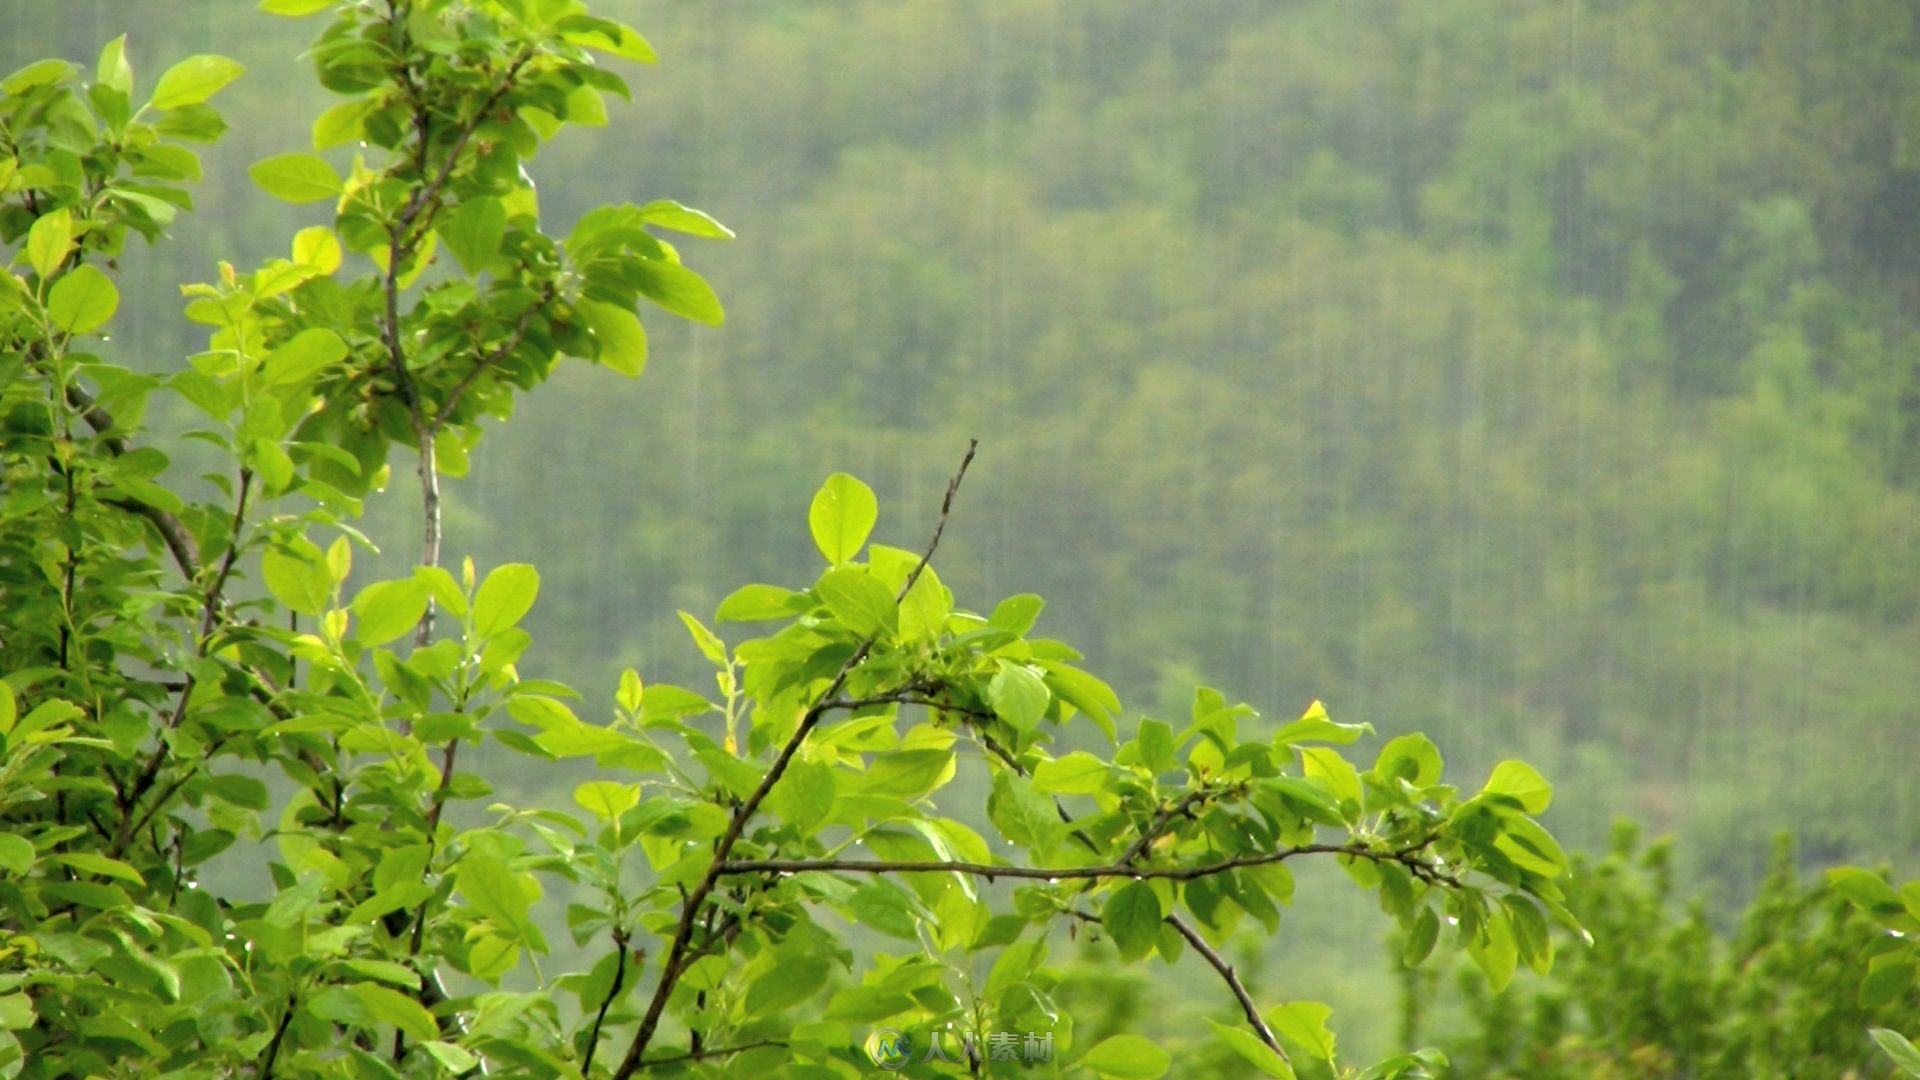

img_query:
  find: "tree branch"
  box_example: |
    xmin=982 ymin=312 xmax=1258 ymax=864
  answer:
xmin=1118 ymin=787 xmax=1219 ymax=867
xmin=632 ymin=1040 xmax=784 ymax=1070
xmin=56 ymin=374 xmax=201 ymax=579
xmin=433 ymin=280 xmax=555 ymax=429
xmin=612 ymin=439 xmax=977 ymax=1080
xmin=968 ymin=726 xmax=1294 ymax=1060
xmin=1067 ymin=906 xmax=1285 ymax=1061
xmin=582 ymin=930 xmax=634 ymax=1076
xmin=711 ymin=841 xmax=1458 ymax=886
xmin=112 ymin=468 xmax=253 ymax=855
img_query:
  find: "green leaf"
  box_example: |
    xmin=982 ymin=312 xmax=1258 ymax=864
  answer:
xmin=1079 ymin=1034 xmax=1171 ymax=1079
xmin=95 ymin=35 xmax=133 ymax=97
xmin=769 ymin=759 xmax=836 ymax=832
xmin=2 ymin=59 xmax=74 ymax=96
xmin=846 ymin=881 xmax=919 ymax=940
xmin=989 ymin=662 xmax=1050 ymax=731
xmin=263 ymin=327 xmax=347 ymax=387
xmin=259 ymin=0 xmax=334 ymax=14
xmin=1467 ymin=906 xmax=1518 ymax=992
xmin=989 ymin=594 xmax=1044 ymax=635
xmin=987 ymin=772 xmax=1058 ymax=853
xmin=350 ymin=578 xmax=429 ymax=647
xmin=1869 ymin=1029 xmax=1920 ymax=1077
xmin=677 ymin=610 xmax=728 ymax=666
xmin=809 ymin=473 xmax=878 ymax=564
xmin=1299 ymin=747 xmax=1362 ymax=810
xmin=339 ymin=960 xmax=421 ymax=989
xmin=1267 ymin=1002 xmax=1336 ymax=1062
xmin=897 ymin=561 xmax=950 ymax=642
xmin=1206 ymin=1020 xmax=1295 ymax=1079
xmin=421 ymin=1042 xmax=479 ymax=1073
xmin=414 ymin=565 xmax=467 ymax=618
xmin=472 ymin=563 xmax=539 ymax=638
xmin=631 ymin=257 xmax=724 ymax=325
xmin=149 ymin=55 xmax=244 ymax=110
xmin=47 ymin=266 xmax=118 ymax=334
xmin=0 ymin=994 xmax=35 ymax=1031
xmin=1374 ymin=733 xmax=1444 ymax=788
xmin=574 ymin=781 xmax=639 ymax=822
xmin=249 ymin=152 xmax=343 ymax=203
xmin=49 ymin=852 xmax=144 ymax=885
xmin=859 ymin=749 xmax=955 ymax=799
xmin=1032 ymin=751 xmax=1109 ymax=796
xmin=1403 ymin=905 xmax=1440 ymax=967
xmin=263 ymin=542 xmax=331 ymax=616
xmin=0 ymin=835 xmax=35 ymax=875
xmin=637 ymin=199 xmax=732 ymax=238
xmin=205 ymin=774 xmax=269 ymax=810
xmin=1273 ymin=700 xmax=1371 ymax=746
xmin=815 ymin=566 xmax=897 ymax=639
xmin=578 ymin=299 xmax=648 ymax=376
xmin=1828 ymin=867 xmax=1906 ymax=919
xmin=1041 ymin=662 xmax=1120 ymax=740
xmin=1137 ymin=718 xmax=1176 ymax=772
xmin=1481 ymin=760 xmax=1553 ymax=814
xmin=559 ymin=16 xmax=657 ymax=62
xmin=311 ymin=98 xmax=374 ymax=150
xmin=350 ymin=983 xmax=438 ymax=1043
xmin=456 ymin=853 xmax=537 ymax=934
xmin=746 ymin=955 xmax=829 ymax=1013
xmin=27 ymin=208 xmax=71 ymax=281
xmin=438 ymin=197 xmax=505 ymax=275
xmin=1102 ymin=882 xmax=1163 ymax=961
xmin=714 ymin=583 xmax=801 ymax=622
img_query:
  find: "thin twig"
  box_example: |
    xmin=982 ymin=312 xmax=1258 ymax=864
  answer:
xmin=582 ymin=931 xmax=634 ymax=1076
xmin=1118 ymin=787 xmax=1218 ymax=866
xmin=259 ymin=995 xmax=297 ymax=1079
xmin=612 ymin=440 xmax=978 ymax=1080
xmin=112 ymin=468 xmax=253 ymax=855
xmin=973 ymin=726 xmax=1294 ymax=1061
xmin=434 ymin=282 xmax=555 ymax=429
xmin=633 ymin=1040 xmax=784 ymax=1070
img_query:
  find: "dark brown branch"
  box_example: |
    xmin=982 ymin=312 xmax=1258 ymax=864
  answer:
xmin=112 ymin=468 xmax=253 ymax=855
xmin=1167 ymin=914 xmax=1283 ymax=1059
xmin=582 ymin=932 xmax=635 ymax=1076
xmin=200 ymin=470 xmax=252 ymax=640
xmin=433 ymin=281 xmax=555 ymax=429
xmin=396 ymin=48 xmax=534 ymax=237
xmin=1066 ymin=906 xmax=1286 ymax=1063
xmin=712 ymin=840 xmax=1459 ymax=886
xmin=56 ymin=376 xmax=201 ymax=579
xmin=259 ymin=994 xmax=298 ymax=1079
xmin=1118 ymin=787 xmax=1219 ymax=867
xmin=612 ymin=439 xmax=978 ymax=1080
xmin=971 ymin=728 xmax=1293 ymax=1060
xmin=633 ymin=1040 xmax=784 ymax=1070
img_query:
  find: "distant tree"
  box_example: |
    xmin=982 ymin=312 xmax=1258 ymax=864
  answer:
xmin=1406 ymin=825 xmax=1916 ymax=1078
xmin=0 ymin=4 xmax=1575 ymax=1076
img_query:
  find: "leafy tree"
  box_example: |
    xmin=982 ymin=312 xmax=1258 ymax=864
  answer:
xmin=1403 ymin=825 xmax=1915 ymax=1078
xmin=1827 ymin=864 xmax=1920 ymax=1077
xmin=0 ymin=3 xmax=1577 ymax=1078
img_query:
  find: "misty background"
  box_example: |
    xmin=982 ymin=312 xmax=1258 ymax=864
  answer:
xmin=7 ymin=0 xmax=1918 ymax=1059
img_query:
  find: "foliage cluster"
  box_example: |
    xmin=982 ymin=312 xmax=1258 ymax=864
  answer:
xmin=1401 ymin=825 xmax=1916 ymax=1078
xmin=0 ymin=4 xmax=1587 ymax=1079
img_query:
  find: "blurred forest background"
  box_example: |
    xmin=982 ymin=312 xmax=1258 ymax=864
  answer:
xmin=8 ymin=0 xmax=1920 ymax=1063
